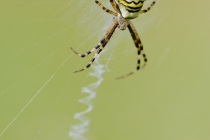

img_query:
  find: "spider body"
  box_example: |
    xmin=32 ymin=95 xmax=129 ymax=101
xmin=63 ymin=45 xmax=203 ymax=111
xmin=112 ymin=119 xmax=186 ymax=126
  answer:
xmin=71 ymin=0 xmax=156 ymax=79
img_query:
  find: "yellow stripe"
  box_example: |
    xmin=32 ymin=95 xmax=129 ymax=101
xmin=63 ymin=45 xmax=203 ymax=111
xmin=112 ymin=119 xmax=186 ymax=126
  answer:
xmin=118 ymin=0 xmax=143 ymax=8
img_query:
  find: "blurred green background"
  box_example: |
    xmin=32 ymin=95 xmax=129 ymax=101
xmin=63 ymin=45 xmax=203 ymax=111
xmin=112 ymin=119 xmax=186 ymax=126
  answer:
xmin=1 ymin=0 xmax=210 ymax=140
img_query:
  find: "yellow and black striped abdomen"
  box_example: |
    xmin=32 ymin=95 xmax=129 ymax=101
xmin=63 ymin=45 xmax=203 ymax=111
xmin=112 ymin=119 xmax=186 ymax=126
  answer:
xmin=116 ymin=0 xmax=144 ymax=19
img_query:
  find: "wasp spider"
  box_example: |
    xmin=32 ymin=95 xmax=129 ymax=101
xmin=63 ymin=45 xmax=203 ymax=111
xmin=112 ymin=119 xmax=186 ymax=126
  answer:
xmin=71 ymin=0 xmax=156 ymax=79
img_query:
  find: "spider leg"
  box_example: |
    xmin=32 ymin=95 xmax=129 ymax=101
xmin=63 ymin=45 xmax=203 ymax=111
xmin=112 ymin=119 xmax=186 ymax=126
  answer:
xmin=117 ymin=21 xmax=147 ymax=79
xmin=74 ymin=48 xmax=102 ymax=73
xmin=95 ymin=0 xmax=117 ymax=16
xmin=109 ymin=0 xmax=121 ymax=13
xmin=70 ymin=46 xmax=98 ymax=58
xmin=140 ymin=0 xmax=156 ymax=14
xmin=73 ymin=18 xmax=118 ymax=73
xmin=70 ymin=1 xmax=118 ymax=58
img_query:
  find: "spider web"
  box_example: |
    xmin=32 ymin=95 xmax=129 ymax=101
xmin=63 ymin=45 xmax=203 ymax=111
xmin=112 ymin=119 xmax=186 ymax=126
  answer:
xmin=0 ymin=0 xmax=115 ymax=140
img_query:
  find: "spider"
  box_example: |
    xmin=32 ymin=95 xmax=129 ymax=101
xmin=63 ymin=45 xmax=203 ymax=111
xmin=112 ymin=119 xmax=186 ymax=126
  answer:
xmin=71 ymin=0 xmax=156 ymax=79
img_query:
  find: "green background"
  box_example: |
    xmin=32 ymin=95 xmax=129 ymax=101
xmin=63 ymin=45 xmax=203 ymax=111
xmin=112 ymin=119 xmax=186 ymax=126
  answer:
xmin=1 ymin=0 xmax=210 ymax=140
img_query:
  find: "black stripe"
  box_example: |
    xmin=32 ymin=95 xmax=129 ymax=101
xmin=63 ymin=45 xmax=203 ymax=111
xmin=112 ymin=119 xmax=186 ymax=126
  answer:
xmin=101 ymin=39 xmax=107 ymax=47
xmin=125 ymin=5 xmax=142 ymax=13
xmin=127 ymin=9 xmax=141 ymax=13
xmin=140 ymin=46 xmax=143 ymax=50
xmin=86 ymin=64 xmax=91 ymax=68
xmin=144 ymin=58 xmax=147 ymax=62
xmin=126 ymin=5 xmax=142 ymax=10
xmin=91 ymin=58 xmax=96 ymax=62
xmin=119 ymin=0 xmax=143 ymax=5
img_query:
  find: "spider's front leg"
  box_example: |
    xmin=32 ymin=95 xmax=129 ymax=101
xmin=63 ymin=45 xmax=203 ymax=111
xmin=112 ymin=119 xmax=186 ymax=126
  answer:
xmin=95 ymin=0 xmax=117 ymax=16
xmin=140 ymin=0 xmax=156 ymax=14
xmin=72 ymin=18 xmax=119 ymax=73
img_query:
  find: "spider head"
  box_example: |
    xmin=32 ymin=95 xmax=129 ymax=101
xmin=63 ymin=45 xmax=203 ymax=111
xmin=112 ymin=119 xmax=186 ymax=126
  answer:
xmin=115 ymin=0 xmax=145 ymax=19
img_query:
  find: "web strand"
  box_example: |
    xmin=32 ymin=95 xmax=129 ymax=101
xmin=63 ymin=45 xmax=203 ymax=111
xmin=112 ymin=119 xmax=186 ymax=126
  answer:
xmin=0 ymin=56 xmax=70 ymax=137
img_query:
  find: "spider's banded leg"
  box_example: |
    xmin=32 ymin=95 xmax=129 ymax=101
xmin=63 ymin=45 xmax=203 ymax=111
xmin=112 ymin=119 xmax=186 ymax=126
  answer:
xmin=140 ymin=0 xmax=156 ymax=14
xmin=117 ymin=21 xmax=147 ymax=79
xmin=110 ymin=0 xmax=121 ymax=13
xmin=70 ymin=47 xmax=98 ymax=58
xmin=128 ymin=21 xmax=148 ymax=66
xmin=74 ymin=19 xmax=119 ymax=73
xmin=74 ymin=49 xmax=102 ymax=73
xmin=95 ymin=0 xmax=117 ymax=16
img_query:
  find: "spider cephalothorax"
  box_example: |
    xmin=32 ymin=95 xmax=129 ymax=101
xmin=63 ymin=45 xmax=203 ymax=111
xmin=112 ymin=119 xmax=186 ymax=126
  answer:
xmin=71 ymin=0 xmax=156 ymax=79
